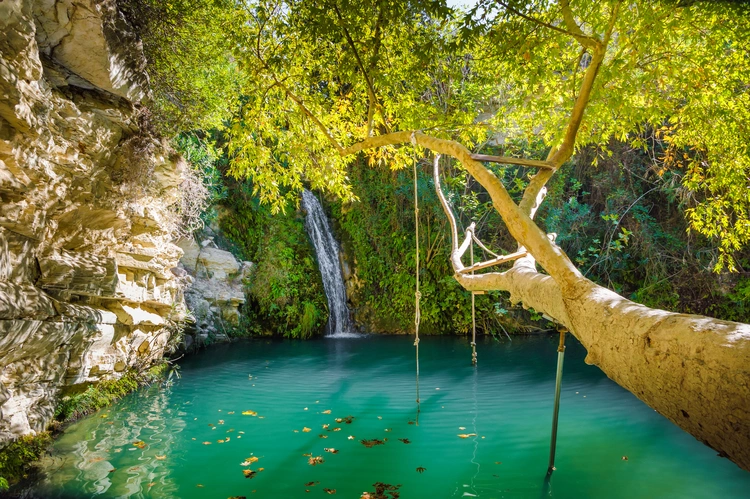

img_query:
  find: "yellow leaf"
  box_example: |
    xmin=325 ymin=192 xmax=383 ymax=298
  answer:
xmin=302 ymin=427 xmax=312 ymax=432
xmin=457 ymin=433 xmax=477 ymax=439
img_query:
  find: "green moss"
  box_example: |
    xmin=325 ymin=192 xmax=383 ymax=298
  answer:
xmin=0 ymin=432 xmax=53 ymax=487
xmin=54 ymin=362 xmax=170 ymax=423
xmin=218 ymin=180 xmax=329 ymax=339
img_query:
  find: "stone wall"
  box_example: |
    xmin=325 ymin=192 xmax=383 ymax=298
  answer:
xmin=0 ymin=0 xmax=186 ymax=445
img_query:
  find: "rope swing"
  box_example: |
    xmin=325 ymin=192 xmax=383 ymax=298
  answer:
xmin=411 ymin=134 xmax=421 ymax=420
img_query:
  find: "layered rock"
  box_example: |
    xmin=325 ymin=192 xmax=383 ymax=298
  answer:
xmin=0 ymin=0 xmax=186 ymax=444
xmin=177 ymin=237 xmax=250 ymax=347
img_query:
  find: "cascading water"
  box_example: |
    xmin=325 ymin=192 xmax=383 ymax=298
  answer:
xmin=301 ymin=189 xmax=355 ymax=337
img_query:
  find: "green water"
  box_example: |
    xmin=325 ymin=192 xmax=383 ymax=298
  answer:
xmin=30 ymin=335 xmax=750 ymax=498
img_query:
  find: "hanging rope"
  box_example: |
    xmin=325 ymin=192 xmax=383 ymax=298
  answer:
xmin=470 ymin=241 xmax=477 ymax=366
xmin=411 ymin=134 xmax=421 ymax=414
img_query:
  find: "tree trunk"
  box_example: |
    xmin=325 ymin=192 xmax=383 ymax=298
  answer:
xmin=457 ymin=261 xmax=750 ymax=471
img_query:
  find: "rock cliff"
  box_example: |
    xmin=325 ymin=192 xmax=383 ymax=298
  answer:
xmin=0 ymin=0 xmax=186 ymax=445
xmin=177 ymin=237 xmax=250 ymax=348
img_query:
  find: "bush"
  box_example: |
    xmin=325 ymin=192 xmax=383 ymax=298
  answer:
xmin=54 ymin=363 xmax=170 ymax=422
xmin=0 ymin=433 xmax=53 ymax=487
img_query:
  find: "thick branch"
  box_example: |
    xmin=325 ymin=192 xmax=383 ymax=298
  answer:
xmin=340 ymin=130 xmax=583 ymax=289
xmin=433 ymin=154 xmax=459 ymax=252
xmin=559 ymin=0 xmax=599 ymax=48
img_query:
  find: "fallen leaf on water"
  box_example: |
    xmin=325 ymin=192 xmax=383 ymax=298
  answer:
xmin=239 ymin=431 xmax=245 ymax=434
xmin=323 ymin=488 xmax=336 ymax=494
xmin=243 ymin=469 xmax=257 ymax=479
xmin=363 ymin=482 xmax=401 ymax=498
xmin=227 ymin=411 xmax=235 ymax=415
xmin=109 ymin=469 xmax=116 ymax=473
xmin=495 ymin=461 xmax=502 ymax=465
xmin=237 ymin=436 xmax=242 ymax=439
xmin=218 ymin=439 xmax=226 ymax=444
xmin=322 ymin=424 xmax=330 ymax=429
xmin=218 ymin=420 xmax=225 ymax=424
xmin=147 ymin=482 xmax=155 ymax=488
xmin=324 ymin=448 xmax=339 ymax=454
xmin=114 ymin=448 xmax=122 ymax=452
xmin=622 ymin=456 xmax=628 ymax=461
xmin=322 ymin=410 xmax=331 ymax=414
xmin=242 ymin=411 xmax=257 ymax=416
xmin=208 ymin=424 xmax=215 ymax=427
xmin=258 ymin=416 xmax=265 ymax=419
xmin=302 ymin=452 xmax=312 ymax=457
xmin=202 ymin=441 xmax=212 ymax=445
xmin=333 ymin=428 xmax=341 ymax=432
xmin=408 ymin=421 xmax=415 ymax=425
xmin=398 ymin=438 xmax=411 ymax=444
xmin=308 ymin=456 xmax=324 ymax=466
xmin=416 ymin=466 xmax=427 ymax=473
xmin=225 ymin=437 xmax=230 ymax=442
xmin=191 ymin=438 xmax=196 ymax=441
xmin=384 ymin=429 xmax=392 ymax=432
xmin=348 ymin=436 xmax=354 ymax=440
xmin=155 ymin=455 xmax=166 ymax=460
xmin=302 ymin=427 xmax=312 ymax=433
xmin=196 ymin=484 xmax=204 ymax=488
xmin=458 ymin=427 xmax=466 ymax=430
xmin=227 ymin=429 xmax=235 ymax=433
xmin=304 ymin=407 xmax=308 ymax=411
xmin=293 ymin=430 xmax=299 ymax=433
xmin=240 ymin=457 xmax=259 ymax=466
xmin=132 ymin=441 xmax=146 ymax=449
xmin=304 ymin=481 xmax=320 ymax=487
xmin=257 ymin=468 xmax=264 ymax=472
xmin=319 ymin=434 xmax=328 ymax=439
xmin=457 ymin=433 xmax=477 ymax=439
xmin=360 ymin=439 xmax=385 ymax=448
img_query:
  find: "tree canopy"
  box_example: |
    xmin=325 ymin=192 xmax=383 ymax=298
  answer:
xmin=218 ymin=0 xmax=750 ymax=270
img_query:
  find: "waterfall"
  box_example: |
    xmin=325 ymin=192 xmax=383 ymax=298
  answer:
xmin=301 ymin=189 xmax=356 ymax=337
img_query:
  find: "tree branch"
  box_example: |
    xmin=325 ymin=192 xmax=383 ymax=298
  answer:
xmin=330 ymin=1 xmax=390 ymax=134
xmin=470 ymin=153 xmax=554 ymax=169
xmin=559 ymin=0 xmax=599 ymax=48
xmin=496 ymin=0 xmax=597 ymax=48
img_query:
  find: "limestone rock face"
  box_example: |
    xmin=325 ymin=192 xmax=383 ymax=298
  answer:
xmin=0 ymin=0 xmax=186 ymax=446
xmin=177 ymin=237 xmax=249 ymax=342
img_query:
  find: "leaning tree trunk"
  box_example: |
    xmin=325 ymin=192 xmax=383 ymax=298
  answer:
xmin=336 ymin=130 xmax=750 ymax=471
xmin=456 ymin=260 xmax=750 ymax=471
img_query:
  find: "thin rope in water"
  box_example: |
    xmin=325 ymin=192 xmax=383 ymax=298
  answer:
xmin=412 ymin=136 xmax=421 ymax=417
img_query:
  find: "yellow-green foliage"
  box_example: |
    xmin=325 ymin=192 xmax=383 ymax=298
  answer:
xmin=54 ymin=363 xmax=169 ymax=422
xmin=0 ymin=433 xmax=52 ymax=488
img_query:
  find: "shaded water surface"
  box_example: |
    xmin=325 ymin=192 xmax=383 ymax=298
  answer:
xmin=30 ymin=336 xmax=750 ymax=498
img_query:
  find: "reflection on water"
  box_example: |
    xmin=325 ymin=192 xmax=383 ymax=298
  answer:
xmin=36 ymin=387 xmax=183 ymax=498
xmin=27 ymin=335 xmax=750 ymax=498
